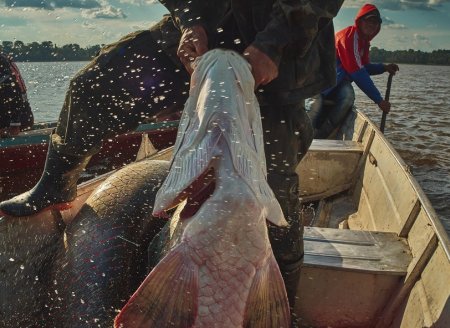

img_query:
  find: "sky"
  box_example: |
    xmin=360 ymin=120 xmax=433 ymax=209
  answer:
xmin=1 ymin=0 xmax=450 ymax=51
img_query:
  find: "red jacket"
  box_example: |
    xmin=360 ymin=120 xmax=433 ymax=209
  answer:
xmin=330 ymin=4 xmax=385 ymax=103
xmin=336 ymin=4 xmax=381 ymax=73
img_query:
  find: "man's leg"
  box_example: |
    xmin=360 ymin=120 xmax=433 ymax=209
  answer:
xmin=305 ymin=94 xmax=324 ymax=130
xmin=315 ymin=81 xmax=355 ymax=139
xmin=327 ymin=80 xmax=355 ymax=127
xmin=260 ymin=102 xmax=313 ymax=317
xmin=0 ymin=23 xmax=190 ymax=217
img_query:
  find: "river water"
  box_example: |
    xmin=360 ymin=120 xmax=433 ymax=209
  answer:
xmin=17 ymin=62 xmax=450 ymax=234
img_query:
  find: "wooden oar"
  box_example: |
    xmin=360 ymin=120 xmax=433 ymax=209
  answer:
xmin=380 ymin=73 xmax=394 ymax=133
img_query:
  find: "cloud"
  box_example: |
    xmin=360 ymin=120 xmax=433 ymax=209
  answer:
xmin=82 ymin=21 xmax=97 ymax=29
xmin=82 ymin=5 xmax=126 ymax=19
xmin=118 ymin=0 xmax=158 ymax=5
xmin=384 ymin=23 xmax=407 ymax=29
xmin=3 ymin=0 xmax=101 ymax=9
xmin=381 ymin=16 xmax=395 ymax=25
xmin=413 ymin=33 xmax=432 ymax=46
xmin=380 ymin=16 xmax=407 ymax=29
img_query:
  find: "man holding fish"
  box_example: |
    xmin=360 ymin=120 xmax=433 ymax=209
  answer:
xmin=1 ymin=0 xmax=344 ymax=323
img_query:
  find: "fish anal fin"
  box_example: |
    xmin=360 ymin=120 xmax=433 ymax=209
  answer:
xmin=114 ymin=245 xmax=198 ymax=328
xmin=244 ymin=255 xmax=291 ymax=328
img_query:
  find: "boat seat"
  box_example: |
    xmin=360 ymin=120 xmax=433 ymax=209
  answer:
xmin=298 ymin=140 xmax=364 ymax=202
xmin=302 ymin=227 xmax=411 ymax=274
xmin=308 ymin=139 xmax=363 ymax=153
xmin=295 ymin=227 xmax=412 ymax=327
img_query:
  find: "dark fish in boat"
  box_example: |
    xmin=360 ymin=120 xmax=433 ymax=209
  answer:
xmin=115 ymin=49 xmax=291 ymax=328
xmin=48 ymin=159 xmax=170 ymax=328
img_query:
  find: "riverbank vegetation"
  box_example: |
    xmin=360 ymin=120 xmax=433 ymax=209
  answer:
xmin=1 ymin=41 xmax=101 ymax=61
xmin=370 ymin=47 xmax=450 ymax=66
xmin=1 ymin=41 xmax=450 ymax=65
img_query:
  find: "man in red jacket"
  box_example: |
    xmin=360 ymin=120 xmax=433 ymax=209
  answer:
xmin=307 ymin=3 xmax=399 ymax=138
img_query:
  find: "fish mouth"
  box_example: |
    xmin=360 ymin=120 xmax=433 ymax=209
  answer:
xmin=174 ymin=167 xmax=216 ymax=220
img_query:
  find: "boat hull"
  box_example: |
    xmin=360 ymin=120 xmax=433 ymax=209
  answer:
xmin=0 ymin=121 xmax=178 ymax=201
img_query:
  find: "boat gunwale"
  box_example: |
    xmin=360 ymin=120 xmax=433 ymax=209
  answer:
xmin=355 ymin=109 xmax=450 ymax=260
xmin=0 ymin=120 xmax=180 ymax=148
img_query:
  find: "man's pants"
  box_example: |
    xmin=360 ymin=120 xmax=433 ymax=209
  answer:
xmin=306 ymin=80 xmax=355 ymax=136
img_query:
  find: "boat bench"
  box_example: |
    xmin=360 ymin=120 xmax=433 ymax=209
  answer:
xmin=295 ymin=227 xmax=412 ymax=327
xmin=298 ymin=140 xmax=364 ymax=202
xmin=308 ymin=139 xmax=363 ymax=153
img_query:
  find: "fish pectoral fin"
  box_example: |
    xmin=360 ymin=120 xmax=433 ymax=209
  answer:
xmin=243 ymin=255 xmax=291 ymax=328
xmin=114 ymin=245 xmax=198 ymax=328
xmin=265 ymin=204 xmax=289 ymax=227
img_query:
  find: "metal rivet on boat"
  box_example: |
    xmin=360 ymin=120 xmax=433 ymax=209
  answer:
xmin=369 ymin=153 xmax=378 ymax=167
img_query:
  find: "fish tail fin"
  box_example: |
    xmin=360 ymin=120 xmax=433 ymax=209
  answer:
xmin=244 ymin=254 xmax=291 ymax=328
xmin=114 ymin=245 xmax=198 ymax=328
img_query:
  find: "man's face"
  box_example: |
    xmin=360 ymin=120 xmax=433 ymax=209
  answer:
xmin=359 ymin=16 xmax=381 ymax=39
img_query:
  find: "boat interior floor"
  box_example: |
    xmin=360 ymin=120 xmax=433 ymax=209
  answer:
xmin=301 ymin=193 xmax=357 ymax=229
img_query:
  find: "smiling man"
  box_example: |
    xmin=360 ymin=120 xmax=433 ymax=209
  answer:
xmin=307 ymin=3 xmax=399 ymax=138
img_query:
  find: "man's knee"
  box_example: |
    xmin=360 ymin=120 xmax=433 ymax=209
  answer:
xmin=337 ymin=82 xmax=355 ymax=109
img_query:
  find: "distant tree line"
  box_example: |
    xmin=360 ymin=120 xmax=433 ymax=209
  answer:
xmin=369 ymin=47 xmax=450 ymax=66
xmin=1 ymin=40 xmax=450 ymax=65
xmin=1 ymin=40 xmax=101 ymax=62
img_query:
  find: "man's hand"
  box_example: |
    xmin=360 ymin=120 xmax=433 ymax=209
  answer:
xmin=384 ymin=63 xmax=399 ymax=75
xmin=243 ymin=45 xmax=278 ymax=88
xmin=378 ymin=99 xmax=391 ymax=113
xmin=177 ymin=25 xmax=208 ymax=74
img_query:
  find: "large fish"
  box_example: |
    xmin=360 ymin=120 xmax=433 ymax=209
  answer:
xmin=1 ymin=158 xmax=170 ymax=328
xmin=115 ymin=49 xmax=291 ymax=327
xmin=49 ymin=159 xmax=170 ymax=328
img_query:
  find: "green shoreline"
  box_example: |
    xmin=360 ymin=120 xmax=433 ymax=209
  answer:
xmin=2 ymin=41 xmax=450 ymax=65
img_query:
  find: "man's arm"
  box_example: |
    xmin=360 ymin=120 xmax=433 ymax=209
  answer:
xmin=251 ymin=1 xmax=344 ymax=67
xmin=350 ymin=68 xmax=383 ymax=104
xmin=247 ymin=0 xmax=343 ymax=86
xmin=159 ymin=1 xmax=212 ymax=73
xmin=365 ymin=63 xmax=385 ymax=75
xmin=365 ymin=63 xmax=399 ymax=76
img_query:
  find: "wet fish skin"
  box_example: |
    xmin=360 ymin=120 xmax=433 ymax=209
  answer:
xmin=0 ymin=214 xmax=62 ymax=328
xmin=49 ymin=159 xmax=170 ymax=328
xmin=115 ymin=49 xmax=290 ymax=328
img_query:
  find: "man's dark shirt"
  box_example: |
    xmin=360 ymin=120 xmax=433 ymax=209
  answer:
xmin=158 ymin=0 xmax=344 ymax=104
